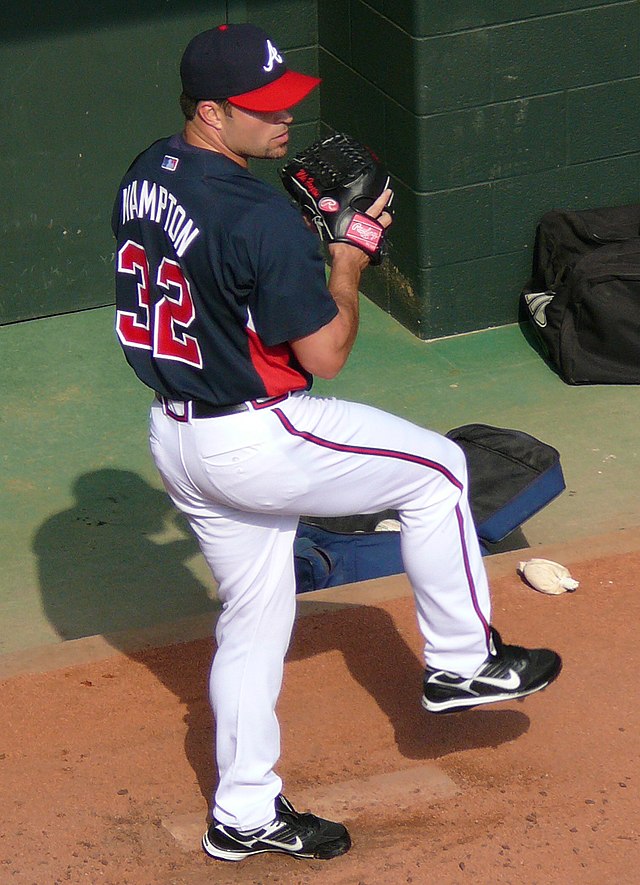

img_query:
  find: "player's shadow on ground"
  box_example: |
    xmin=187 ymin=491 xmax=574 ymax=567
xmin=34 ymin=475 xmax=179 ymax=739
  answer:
xmin=33 ymin=469 xmax=219 ymax=801
xmin=34 ymin=469 xmax=216 ymax=641
xmin=34 ymin=469 xmax=529 ymax=806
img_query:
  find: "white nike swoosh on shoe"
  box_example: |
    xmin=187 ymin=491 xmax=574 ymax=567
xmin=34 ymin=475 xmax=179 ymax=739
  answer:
xmin=215 ymin=824 xmax=304 ymax=852
xmin=475 ymin=669 xmax=521 ymax=690
xmin=262 ymin=835 xmax=304 ymax=851
xmin=257 ymin=820 xmax=304 ymax=851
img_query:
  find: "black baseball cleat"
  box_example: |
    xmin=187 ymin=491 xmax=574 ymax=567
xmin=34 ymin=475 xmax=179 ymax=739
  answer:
xmin=422 ymin=628 xmax=562 ymax=714
xmin=202 ymin=794 xmax=351 ymax=862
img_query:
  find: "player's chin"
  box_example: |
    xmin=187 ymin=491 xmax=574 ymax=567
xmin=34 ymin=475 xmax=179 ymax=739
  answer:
xmin=264 ymin=144 xmax=289 ymax=160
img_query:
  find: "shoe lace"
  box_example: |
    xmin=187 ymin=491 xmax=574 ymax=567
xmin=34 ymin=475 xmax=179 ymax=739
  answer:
xmin=276 ymin=807 xmax=321 ymax=839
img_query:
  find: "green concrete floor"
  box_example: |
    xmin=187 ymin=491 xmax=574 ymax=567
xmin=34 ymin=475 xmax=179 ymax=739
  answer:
xmin=2 ymin=302 xmax=640 ymax=656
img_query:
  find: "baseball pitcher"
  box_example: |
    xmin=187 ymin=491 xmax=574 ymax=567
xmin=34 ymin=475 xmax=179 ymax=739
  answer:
xmin=112 ymin=22 xmax=561 ymax=865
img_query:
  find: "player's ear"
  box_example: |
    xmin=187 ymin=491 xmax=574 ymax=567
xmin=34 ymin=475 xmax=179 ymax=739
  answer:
xmin=197 ymin=101 xmax=225 ymax=130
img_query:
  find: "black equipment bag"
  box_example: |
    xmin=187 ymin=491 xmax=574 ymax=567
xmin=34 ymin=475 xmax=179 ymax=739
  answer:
xmin=294 ymin=424 xmax=564 ymax=593
xmin=520 ymin=204 xmax=640 ymax=384
xmin=445 ymin=424 xmax=564 ymax=543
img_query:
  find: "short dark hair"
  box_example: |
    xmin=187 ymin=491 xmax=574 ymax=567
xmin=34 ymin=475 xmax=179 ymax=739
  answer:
xmin=179 ymin=92 xmax=234 ymax=120
xmin=179 ymin=92 xmax=198 ymax=120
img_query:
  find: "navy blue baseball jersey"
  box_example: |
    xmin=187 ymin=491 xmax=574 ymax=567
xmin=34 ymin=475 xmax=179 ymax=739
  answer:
xmin=112 ymin=134 xmax=338 ymax=404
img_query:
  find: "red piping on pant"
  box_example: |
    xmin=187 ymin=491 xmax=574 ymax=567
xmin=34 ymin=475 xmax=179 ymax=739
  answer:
xmin=273 ymin=407 xmax=491 ymax=647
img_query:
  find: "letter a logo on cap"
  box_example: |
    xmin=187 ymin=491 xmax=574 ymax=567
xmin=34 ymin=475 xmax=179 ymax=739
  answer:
xmin=263 ymin=39 xmax=283 ymax=72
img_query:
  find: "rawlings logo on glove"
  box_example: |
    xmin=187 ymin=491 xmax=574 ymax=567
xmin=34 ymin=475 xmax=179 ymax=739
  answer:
xmin=279 ymin=132 xmax=393 ymax=265
xmin=346 ymin=215 xmax=384 ymax=251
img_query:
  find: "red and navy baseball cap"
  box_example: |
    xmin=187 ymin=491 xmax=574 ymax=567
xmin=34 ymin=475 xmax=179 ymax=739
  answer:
xmin=180 ymin=23 xmax=321 ymax=112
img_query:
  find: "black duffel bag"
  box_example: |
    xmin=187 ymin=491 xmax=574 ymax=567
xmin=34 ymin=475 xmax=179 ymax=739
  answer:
xmin=294 ymin=424 xmax=564 ymax=592
xmin=520 ymin=204 xmax=640 ymax=384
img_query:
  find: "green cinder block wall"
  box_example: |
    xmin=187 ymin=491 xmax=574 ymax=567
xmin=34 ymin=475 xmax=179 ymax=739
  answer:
xmin=0 ymin=0 xmax=319 ymax=325
xmin=3 ymin=1 xmax=638 ymax=339
xmin=319 ymin=0 xmax=640 ymax=339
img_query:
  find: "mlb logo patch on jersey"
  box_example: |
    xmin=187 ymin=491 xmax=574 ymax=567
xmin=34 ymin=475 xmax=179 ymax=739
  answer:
xmin=161 ymin=155 xmax=180 ymax=172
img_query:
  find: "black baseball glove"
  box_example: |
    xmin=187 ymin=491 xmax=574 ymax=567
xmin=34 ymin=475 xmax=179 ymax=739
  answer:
xmin=279 ymin=132 xmax=393 ymax=265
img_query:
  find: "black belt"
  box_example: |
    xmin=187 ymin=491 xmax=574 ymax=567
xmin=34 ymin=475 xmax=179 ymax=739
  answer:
xmin=156 ymin=393 xmax=287 ymax=421
xmin=191 ymin=400 xmax=250 ymax=418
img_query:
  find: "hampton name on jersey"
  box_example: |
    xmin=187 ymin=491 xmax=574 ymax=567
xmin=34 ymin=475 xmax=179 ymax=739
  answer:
xmin=112 ymin=134 xmax=338 ymax=405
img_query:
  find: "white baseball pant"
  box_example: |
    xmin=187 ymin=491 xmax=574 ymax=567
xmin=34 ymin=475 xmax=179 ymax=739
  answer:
xmin=149 ymin=391 xmax=491 ymax=831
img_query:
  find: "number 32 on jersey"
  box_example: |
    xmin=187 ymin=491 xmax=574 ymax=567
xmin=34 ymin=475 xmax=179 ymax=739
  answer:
xmin=116 ymin=240 xmax=203 ymax=368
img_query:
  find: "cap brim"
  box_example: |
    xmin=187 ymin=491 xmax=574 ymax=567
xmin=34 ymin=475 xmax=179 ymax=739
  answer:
xmin=229 ymin=70 xmax=321 ymax=112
